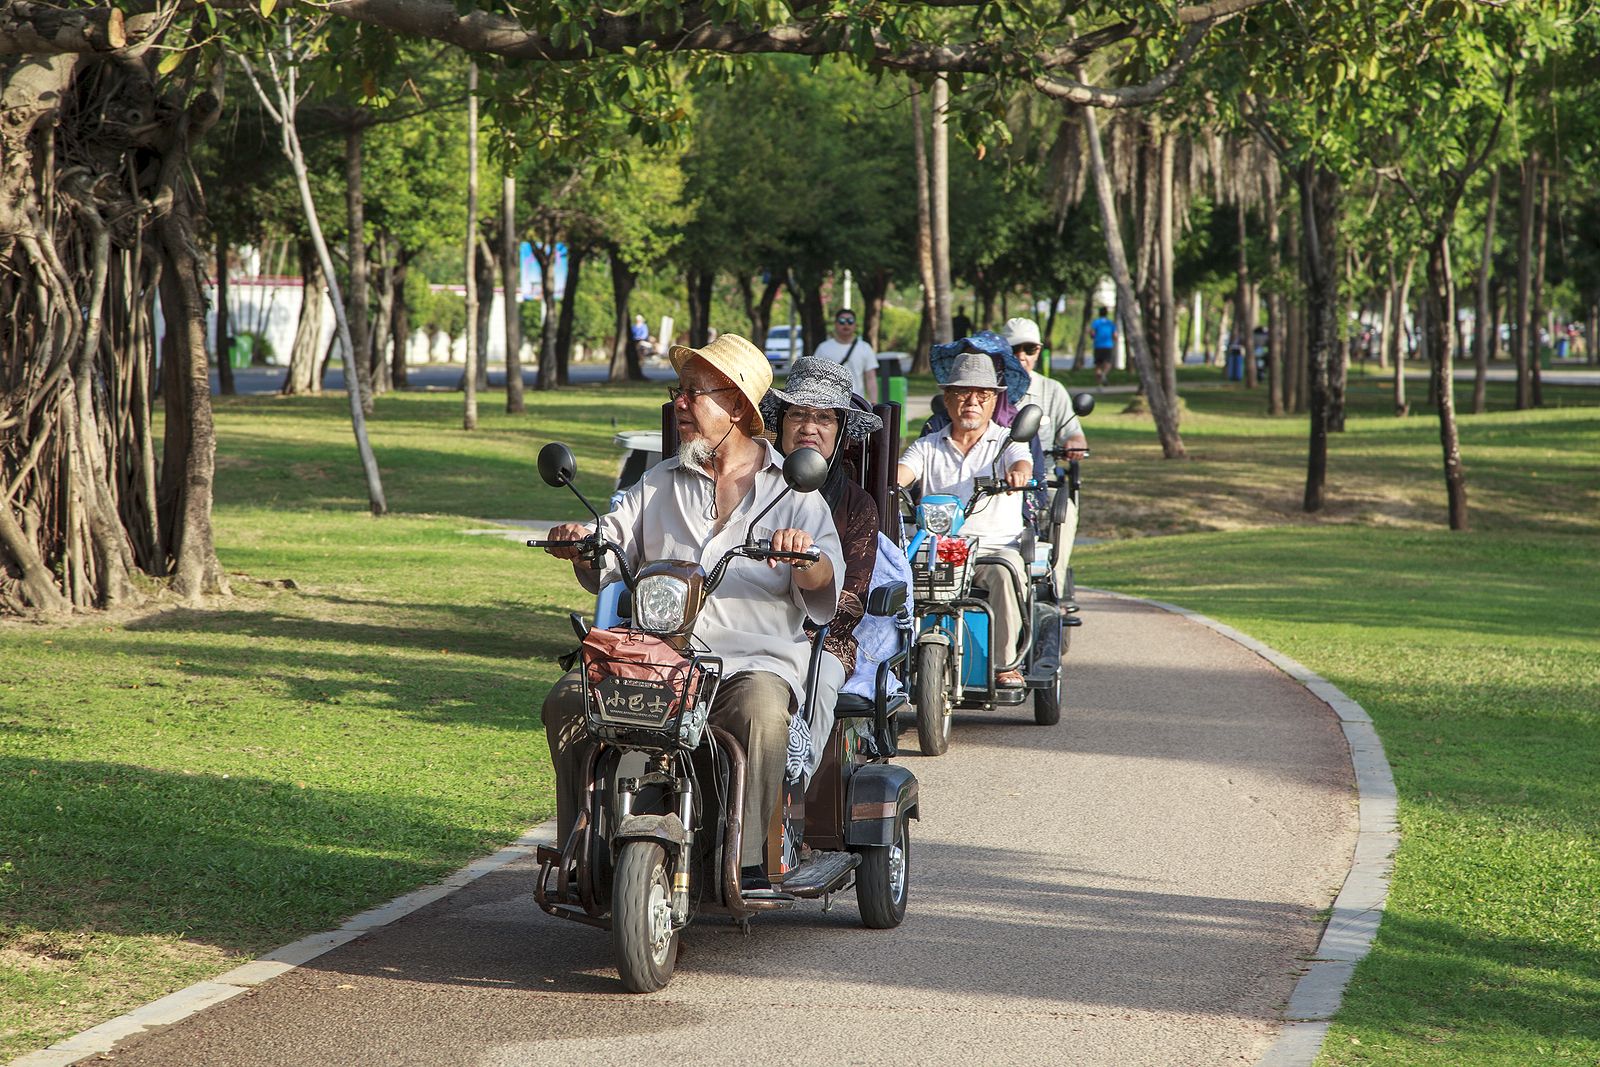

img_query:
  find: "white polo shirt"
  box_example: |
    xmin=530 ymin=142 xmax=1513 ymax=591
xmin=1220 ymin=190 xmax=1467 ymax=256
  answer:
xmin=899 ymin=421 xmax=1031 ymax=550
xmin=811 ymin=335 xmax=878 ymax=397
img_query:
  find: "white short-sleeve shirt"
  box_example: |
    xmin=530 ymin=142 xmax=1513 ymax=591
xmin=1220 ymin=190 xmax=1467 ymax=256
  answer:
xmin=899 ymin=421 xmax=1031 ymax=550
xmin=811 ymin=336 xmax=878 ymax=397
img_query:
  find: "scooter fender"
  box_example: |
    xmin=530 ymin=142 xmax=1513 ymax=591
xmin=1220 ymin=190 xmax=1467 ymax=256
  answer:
xmin=844 ymin=764 xmax=919 ymax=848
xmin=611 ymin=812 xmax=688 ymax=856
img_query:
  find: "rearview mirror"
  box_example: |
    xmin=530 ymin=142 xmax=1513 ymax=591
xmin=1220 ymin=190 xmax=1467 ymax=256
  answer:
xmin=783 ymin=447 xmax=829 ymax=493
xmin=1071 ymin=392 xmax=1096 ymax=418
xmin=537 ymin=442 xmax=577 ymax=487
xmin=1009 ymin=404 xmax=1042 ymax=443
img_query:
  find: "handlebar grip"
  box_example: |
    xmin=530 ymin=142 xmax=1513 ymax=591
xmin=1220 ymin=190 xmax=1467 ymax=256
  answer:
xmin=750 ymin=539 xmax=822 ymax=563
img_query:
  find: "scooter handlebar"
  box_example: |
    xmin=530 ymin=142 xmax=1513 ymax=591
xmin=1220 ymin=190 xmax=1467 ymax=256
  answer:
xmin=747 ymin=538 xmax=822 ymax=564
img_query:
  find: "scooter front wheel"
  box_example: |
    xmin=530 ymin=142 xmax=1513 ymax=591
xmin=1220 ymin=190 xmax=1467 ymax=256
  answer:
xmin=914 ymin=642 xmax=952 ymax=756
xmin=613 ymin=840 xmax=679 ymax=993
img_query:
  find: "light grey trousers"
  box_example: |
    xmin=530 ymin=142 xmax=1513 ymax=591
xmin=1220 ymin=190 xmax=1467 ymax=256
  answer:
xmin=971 ymin=546 xmax=1027 ymax=668
xmin=541 ymin=668 xmax=793 ymax=866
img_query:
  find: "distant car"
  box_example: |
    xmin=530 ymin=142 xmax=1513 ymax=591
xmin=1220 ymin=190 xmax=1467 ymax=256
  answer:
xmin=763 ymin=325 xmax=803 ymax=372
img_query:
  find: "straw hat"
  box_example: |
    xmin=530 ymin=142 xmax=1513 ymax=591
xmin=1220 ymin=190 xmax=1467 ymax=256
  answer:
xmin=759 ymin=357 xmax=883 ymax=441
xmin=669 ymin=333 xmax=772 ymax=433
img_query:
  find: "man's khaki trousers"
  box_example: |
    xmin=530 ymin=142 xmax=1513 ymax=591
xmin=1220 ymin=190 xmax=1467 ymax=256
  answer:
xmin=541 ymin=669 xmax=793 ymax=866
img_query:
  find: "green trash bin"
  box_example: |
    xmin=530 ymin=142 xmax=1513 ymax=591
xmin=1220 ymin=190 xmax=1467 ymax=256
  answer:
xmin=886 ymin=375 xmax=908 ymax=435
xmin=229 ymin=333 xmax=254 ymax=369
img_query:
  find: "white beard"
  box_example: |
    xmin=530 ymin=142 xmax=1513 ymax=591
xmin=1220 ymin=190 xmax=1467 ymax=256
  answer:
xmin=678 ymin=438 xmax=715 ymax=469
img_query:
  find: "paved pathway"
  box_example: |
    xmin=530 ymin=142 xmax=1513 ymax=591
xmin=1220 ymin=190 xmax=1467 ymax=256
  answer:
xmin=83 ymin=592 xmax=1356 ymax=1067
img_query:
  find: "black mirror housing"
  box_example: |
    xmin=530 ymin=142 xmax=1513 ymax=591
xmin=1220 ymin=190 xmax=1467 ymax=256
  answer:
xmin=1071 ymin=392 xmax=1096 ymax=418
xmin=1009 ymin=404 xmax=1043 ymax=443
xmin=783 ymin=447 xmax=829 ymax=493
xmin=537 ymin=442 xmax=577 ymax=487
xmin=866 ymin=581 xmax=907 ymax=617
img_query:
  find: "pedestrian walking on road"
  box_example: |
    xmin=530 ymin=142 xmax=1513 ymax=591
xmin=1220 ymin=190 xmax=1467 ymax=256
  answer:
xmin=1091 ymin=307 xmax=1117 ymax=387
xmin=811 ymin=307 xmax=879 ymax=404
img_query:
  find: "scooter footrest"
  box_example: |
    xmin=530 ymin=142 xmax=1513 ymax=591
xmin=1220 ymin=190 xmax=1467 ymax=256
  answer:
xmin=1063 ymin=614 xmax=1083 ymax=627
xmin=990 ymin=688 xmax=1031 ymax=707
xmin=535 ymin=844 xmax=565 ymax=867
xmin=777 ymin=851 xmax=861 ymax=898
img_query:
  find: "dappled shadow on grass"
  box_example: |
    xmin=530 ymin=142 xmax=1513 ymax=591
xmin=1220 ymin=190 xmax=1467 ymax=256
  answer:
xmin=1 ymin=757 xmax=498 ymax=955
xmin=123 ymin=598 xmax=572 ymax=661
xmin=1335 ymin=910 xmax=1600 ymax=1056
xmin=98 ymin=602 xmax=574 ymax=732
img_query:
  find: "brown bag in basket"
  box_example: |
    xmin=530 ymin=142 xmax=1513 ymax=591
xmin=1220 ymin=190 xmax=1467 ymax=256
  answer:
xmin=580 ymin=627 xmax=701 ymax=726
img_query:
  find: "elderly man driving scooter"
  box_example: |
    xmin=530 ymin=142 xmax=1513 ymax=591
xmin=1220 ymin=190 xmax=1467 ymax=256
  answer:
xmin=540 ymin=333 xmax=844 ymax=891
xmin=896 ymin=351 xmax=1033 ymax=687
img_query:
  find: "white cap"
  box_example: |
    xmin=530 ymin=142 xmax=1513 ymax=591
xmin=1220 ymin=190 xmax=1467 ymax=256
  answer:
xmin=1001 ymin=317 xmax=1042 ymax=348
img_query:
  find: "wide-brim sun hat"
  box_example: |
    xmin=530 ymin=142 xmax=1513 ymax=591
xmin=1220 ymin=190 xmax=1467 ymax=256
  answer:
xmin=759 ymin=356 xmax=883 ymax=440
xmin=669 ymin=333 xmax=772 ymax=433
xmin=1002 ymin=317 xmax=1042 ymax=348
xmin=931 ymin=330 xmax=1030 ymax=403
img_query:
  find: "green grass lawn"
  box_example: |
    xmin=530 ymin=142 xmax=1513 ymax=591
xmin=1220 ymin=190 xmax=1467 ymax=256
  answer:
xmin=2 ymin=367 xmax=1597 ymax=1062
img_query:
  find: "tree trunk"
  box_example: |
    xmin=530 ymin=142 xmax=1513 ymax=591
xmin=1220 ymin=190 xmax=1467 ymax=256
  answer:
xmin=474 ymin=234 xmax=494 ymax=390
xmin=215 ymin=236 xmax=235 ymax=396
xmin=1081 ymin=103 xmax=1185 ymax=459
xmin=1530 ymin=168 xmax=1549 ymax=408
xmin=283 ymin=239 xmax=325 ymax=395
xmin=345 ymin=124 xmax=374 ymax=416
xmin=1425 ymin=232 xmax=1469 ymax=530
xmin=911 ymin=82 xmax=937 ymax=374
xmin=369 ymin=231 xmax=395 ymax=395
xmin=1298 ymin=162 xmax=1341 ymax=513
xmin=1284 ymin=204 xmax=1305 ymax=414
xmin=554 ymin=243 xmax=585 ymax=385
xmin=1265 ymin=172 xmax=1285 ymax=414
xmin=931 ymin=76 xmax=953 ymax=343
xmin=1157 ymin=128 xmax=1179 ymax=410
xmin=608 ymin=245 xmax=638 ymax=382
xmin=1236 ymin=199 xmax=1257 ymax=390
xmin=862 ymin=266 xmax=891 ymax=350
xmin=268 ymin=64 xmax=387 ymax=515
xmin=463 ymin=62 xmax=480 ymax=428
xmin=502 ymin=174 xmax=524 ymax=412
xmin=1512 ymin=150 xmax=1536 ymax=410
xmin=1073 ymin=289 xmax=1093 ymax=370
xmin=531 ymin=243 xmax=558 ymax=389
xmin=1391 ymin=254 xmax=1414 ymax=417
xmin=390 ymin=251 xmax=410 ymax=388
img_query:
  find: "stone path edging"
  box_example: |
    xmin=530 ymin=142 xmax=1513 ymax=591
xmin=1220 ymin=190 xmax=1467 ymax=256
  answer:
xmin=8 ymin=826 xmax=558 ymax=1067
xmin=1085 ymin=588 xmax=1398 ymax=1067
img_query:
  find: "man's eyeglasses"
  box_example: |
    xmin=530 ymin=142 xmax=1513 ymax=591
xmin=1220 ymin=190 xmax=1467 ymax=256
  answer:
xmin=945 ymin=387 xmax=996 ymax=401
xmin=1015 ymin=343 xmax=1042 ymax=355
xmin=836 ymin=316 xmax=856 ymax=326
xmin=668 ymin=385 xmax=737 ymax=403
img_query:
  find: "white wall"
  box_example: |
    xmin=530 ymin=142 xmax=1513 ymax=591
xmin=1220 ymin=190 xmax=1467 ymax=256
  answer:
xmin=157 ymin=279 xmax=525 ymax=366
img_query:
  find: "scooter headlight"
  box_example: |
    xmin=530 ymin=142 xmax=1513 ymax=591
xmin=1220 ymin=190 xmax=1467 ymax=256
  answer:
xmin=634 ymin=574 xmax=689 ymax=633
xmin=920 ymin=501 xmax=958 ymax=535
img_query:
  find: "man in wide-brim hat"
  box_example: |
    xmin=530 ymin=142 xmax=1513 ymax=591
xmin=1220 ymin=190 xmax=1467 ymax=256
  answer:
xmin=896 ymin=350 xmax=1034 ymax=686
xmin=540 ymin=333 xmax=845 ymax=888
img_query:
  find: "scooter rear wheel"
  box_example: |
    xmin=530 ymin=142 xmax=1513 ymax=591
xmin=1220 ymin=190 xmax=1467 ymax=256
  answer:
xmin=856 ymin=812 xmax=910 ymax=929
xmin=914 ymin=643 xmax=952 ymax=756
xmin=613 ymin=840 xmax=679 ymax=993
xmin=1034 ymin=663 xmax=1063 ymax=725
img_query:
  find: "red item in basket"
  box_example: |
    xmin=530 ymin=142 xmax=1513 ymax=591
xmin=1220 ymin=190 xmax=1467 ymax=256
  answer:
xmin=935 ymin=536 xmax=969 ymax=565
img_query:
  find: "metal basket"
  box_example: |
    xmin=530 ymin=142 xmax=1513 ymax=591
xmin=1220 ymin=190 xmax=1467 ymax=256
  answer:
xmin=911 ymin=535 xmax=977 ymax=603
